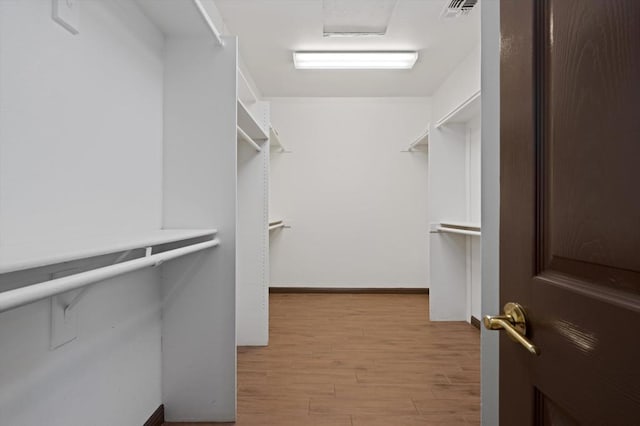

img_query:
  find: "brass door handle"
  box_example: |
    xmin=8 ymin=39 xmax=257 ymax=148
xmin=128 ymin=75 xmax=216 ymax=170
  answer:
xmin=484 ymin=302 xmax=540 ymax=355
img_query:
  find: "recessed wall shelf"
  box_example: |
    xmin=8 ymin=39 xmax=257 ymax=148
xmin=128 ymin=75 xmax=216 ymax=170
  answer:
xmin=435 ymin=90 xmax=481 ymax=128
xmin=238 ymin=99 xmax=269 ymax=141
xmin=0 ymin=229 xmax=217 ymax=274
xmin=431 ymin=221 xmax=481 ymax=237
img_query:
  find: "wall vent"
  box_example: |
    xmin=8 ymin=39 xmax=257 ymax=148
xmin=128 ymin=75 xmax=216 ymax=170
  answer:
xmin=441 ymin=0 xmax=478 ymax=19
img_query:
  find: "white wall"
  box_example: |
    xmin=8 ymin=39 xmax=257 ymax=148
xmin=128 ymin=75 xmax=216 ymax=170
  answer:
xmin=481 ymin=1 xmax=501 ymax=424
xmin=432 ymin=45 xmax=481 ymax=123
xmin=0 ymin=1 xmax=164 ymax=424
xmin=0 ymin=0 xmax=163 ymax=246
xmin=269 ymin=98 xmax=430 ymax=288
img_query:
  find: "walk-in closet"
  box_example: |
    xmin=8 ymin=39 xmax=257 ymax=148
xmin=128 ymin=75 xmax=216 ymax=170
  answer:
xmin=0 ymin=0 xmax=484 ymax=424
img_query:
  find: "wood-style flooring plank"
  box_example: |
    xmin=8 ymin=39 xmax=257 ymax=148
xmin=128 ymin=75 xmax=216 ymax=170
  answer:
xmin=166 ymin=293 xmax=480 ymax=426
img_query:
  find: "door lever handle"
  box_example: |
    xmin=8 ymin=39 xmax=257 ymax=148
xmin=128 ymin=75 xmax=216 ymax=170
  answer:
xmin=484 ymin=302 xmax=540 ymax=356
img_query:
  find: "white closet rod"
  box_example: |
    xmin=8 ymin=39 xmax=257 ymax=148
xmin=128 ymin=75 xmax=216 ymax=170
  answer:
xmin=0 ymin=239 xmax=219 ymax=314
xmin=237 ymin=126 xmax=262 ymax=152
xmin=436 ymin=226 xmax=481 ymax=237
xmin=435 ymin=90 xmax=481 ymax=129
xmin=407 ymin=131 xmax=429 ymax=151
xmin=269 ymin=222 xmax=285 ymax=231
xmin=193 ymin=0 xmax=224 ymax=46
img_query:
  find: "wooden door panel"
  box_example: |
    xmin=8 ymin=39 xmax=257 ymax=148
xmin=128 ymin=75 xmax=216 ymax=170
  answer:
xmin=536 ymin=391 xmax=580 ymax=426
xmin=544 ymin=0 xmax=640 ymax=289
xmin=501 ymin=0 xmax=640 ymax=424
xmin=533 ymin=278 xmax=640 ymax=424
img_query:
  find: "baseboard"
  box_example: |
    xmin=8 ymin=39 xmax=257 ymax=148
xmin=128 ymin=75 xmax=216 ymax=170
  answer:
xmin=269 ymin=287 xmax=429 ymax=295
xmin=470 ymin=316 xmax=481 ymax=330
xmin=144 ymin=405 xmax=164 ymax=426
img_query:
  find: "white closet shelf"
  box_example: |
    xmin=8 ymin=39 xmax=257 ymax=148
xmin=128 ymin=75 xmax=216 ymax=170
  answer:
xmin=238 ymin=69 xmax=259 ymax=105
xmin=238 ymin=100 xmax=268 ymax=141
xmin=0 ymin=228 xmax=217 ymax=274
xmin=135 ymin=0 xmax=223 ymax=44
xmin=431 ymin=221 xmax=481 ymax=237
xmin=435 ymin=90 xmax=481 ymax=128
xmin=406 ymin=129 xmax=429 ymax=151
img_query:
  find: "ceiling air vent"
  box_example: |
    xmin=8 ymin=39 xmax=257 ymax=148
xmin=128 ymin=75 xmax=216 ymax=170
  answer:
xmin=441 ymin=0 xmax=478 ymax=19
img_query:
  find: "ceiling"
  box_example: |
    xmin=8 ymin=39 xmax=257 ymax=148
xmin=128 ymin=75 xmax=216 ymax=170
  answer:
xmin=214 ymin=0 xmax=481 ymax=98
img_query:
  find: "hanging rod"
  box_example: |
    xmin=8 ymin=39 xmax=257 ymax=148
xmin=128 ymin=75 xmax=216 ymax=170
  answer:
xmin=404 ymin=129 xmax=429 ymax=152
xmin=434 ymin=226 xmax=481 ymax=237
xmin=193 ymin=0 xmax=224 ymax=46
xmin=269 ymin=221 xmax=285 ymax=231
xmin=237 ymin=126 xmax=262 ymax=152
xmin=435 ymin=90 xmax=481 ymax=128
xmin=0 ymin=239 xmax=219 ymax=314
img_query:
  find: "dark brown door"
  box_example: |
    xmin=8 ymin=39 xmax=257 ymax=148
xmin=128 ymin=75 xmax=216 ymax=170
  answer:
xmin=499 ymin=0 xmax=640 ymax=424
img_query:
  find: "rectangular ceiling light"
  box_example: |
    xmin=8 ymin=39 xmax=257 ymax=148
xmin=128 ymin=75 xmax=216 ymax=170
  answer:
xmin=293 ymin=51 xmax=418 ymax=70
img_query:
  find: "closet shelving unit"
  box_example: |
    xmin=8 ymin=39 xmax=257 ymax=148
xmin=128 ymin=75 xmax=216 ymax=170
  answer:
xmin=237 ymin=99 xmax=269 ymax=150
xmin=429 ymin=88 xmax=482 ymax=324
xmin=236 ymin=67 xmax=271 ymax=347
xmin=1 ymin=0 xmax=240 ymax=422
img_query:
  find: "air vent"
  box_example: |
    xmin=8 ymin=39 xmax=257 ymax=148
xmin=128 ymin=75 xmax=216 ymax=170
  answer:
xmin=441 ymin=0 xmax=478 ymax=19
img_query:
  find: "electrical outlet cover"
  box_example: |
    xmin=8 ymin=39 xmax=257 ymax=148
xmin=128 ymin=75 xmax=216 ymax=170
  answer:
xmin=52 ymin=0 xmax=79 ymax=35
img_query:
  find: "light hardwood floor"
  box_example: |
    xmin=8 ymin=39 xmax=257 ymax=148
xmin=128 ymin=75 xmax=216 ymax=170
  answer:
xmin=167 ymin=293 xmax=480 ymax=426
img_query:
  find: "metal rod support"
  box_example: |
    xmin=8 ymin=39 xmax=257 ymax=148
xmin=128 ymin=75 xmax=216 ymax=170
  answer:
xmin=64 ymin=249 xmax=135 ymax=314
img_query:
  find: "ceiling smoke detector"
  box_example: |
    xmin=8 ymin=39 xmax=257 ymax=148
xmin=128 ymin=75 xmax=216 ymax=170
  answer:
xmin=440 ymin=0 xmax=478 ymax=19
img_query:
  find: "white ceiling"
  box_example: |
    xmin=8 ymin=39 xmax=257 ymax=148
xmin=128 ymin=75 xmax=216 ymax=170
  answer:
xmin=214 ymin=0 xmax=481 ymax=98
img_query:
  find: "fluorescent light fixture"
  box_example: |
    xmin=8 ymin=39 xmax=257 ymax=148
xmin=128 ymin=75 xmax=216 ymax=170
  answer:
xmin=323 ymin=32 xmax=386 ymax=38
xmin=293 ymin=51 xmax=418 ymax=70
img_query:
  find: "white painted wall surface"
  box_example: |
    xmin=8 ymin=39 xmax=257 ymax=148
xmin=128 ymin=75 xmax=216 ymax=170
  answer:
xmin=0 ymin=0 xmax=164 ymax=246
xmin=432 ymin=45 xmax=481 ymax=123
xmin=0 ymin=1 xmax=163 ymax=424
xmin=269 ymin=98 xmax=430 ymax=288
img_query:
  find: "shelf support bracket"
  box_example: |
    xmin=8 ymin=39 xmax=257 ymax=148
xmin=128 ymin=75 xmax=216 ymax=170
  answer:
xmin=64 ymin=249 xmax=134 ymax=315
